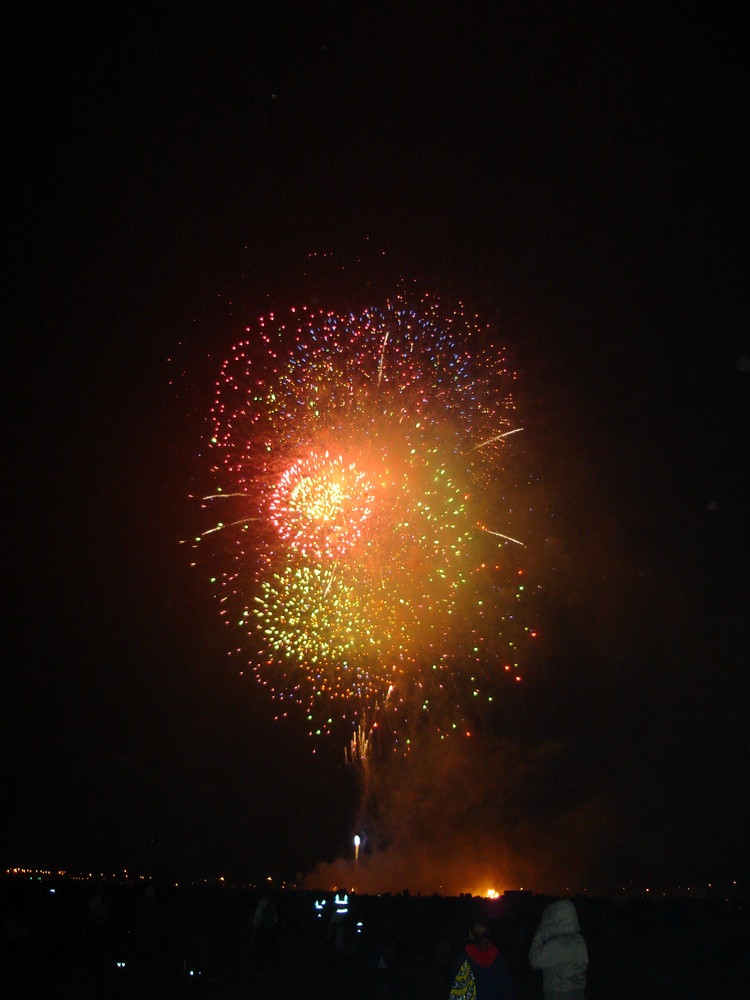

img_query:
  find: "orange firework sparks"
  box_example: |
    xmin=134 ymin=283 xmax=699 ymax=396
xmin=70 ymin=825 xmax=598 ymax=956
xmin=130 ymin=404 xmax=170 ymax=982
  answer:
xmin=190 ymin=286 xmax=537 ymax=743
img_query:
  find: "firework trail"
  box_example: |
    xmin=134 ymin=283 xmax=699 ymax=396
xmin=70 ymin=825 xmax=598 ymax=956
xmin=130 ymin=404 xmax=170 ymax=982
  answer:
xmin=191 ymin=286 xmax=535 ymax=747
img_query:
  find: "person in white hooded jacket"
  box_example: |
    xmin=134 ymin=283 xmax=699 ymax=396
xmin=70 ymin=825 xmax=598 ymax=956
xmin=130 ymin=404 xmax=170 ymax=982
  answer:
xmin=528 ymin=899 xmax=588 ymax=1000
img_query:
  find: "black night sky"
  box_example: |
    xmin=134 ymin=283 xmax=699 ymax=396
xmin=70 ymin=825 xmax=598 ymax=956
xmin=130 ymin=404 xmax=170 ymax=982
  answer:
xmin=5 ymin=5 xmax=748 ymax=894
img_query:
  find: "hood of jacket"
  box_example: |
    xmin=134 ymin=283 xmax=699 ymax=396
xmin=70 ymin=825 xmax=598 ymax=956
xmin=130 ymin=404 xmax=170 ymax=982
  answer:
xmin=538 ymin=899 xmax=581 ymax=937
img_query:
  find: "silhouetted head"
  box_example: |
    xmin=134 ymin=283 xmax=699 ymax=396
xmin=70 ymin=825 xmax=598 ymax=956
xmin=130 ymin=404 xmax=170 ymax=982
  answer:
xmin=468 ymin=916 xmax=490 ymax=950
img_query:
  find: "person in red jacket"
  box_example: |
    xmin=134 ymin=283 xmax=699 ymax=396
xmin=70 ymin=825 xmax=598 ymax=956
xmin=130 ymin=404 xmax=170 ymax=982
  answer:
xmin=449 ymin=913 xmax=515 ymax=1000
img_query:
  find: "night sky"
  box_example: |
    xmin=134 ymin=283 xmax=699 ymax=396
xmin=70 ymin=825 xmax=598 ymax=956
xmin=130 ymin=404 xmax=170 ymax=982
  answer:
xmin=5 ymin=5 xmax=748 ymax=895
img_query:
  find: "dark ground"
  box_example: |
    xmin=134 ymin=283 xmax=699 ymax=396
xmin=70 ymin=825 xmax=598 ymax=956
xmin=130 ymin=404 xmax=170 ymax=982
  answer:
xmin=2 ymin=880 xmax=748 ymax=998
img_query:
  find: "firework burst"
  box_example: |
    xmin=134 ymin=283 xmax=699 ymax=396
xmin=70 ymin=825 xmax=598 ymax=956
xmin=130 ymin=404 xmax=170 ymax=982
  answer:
xmin=191 ymin=286 xmax=535 ymax=744
xmin=269 ymin=453 xmax=375 ymax=562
